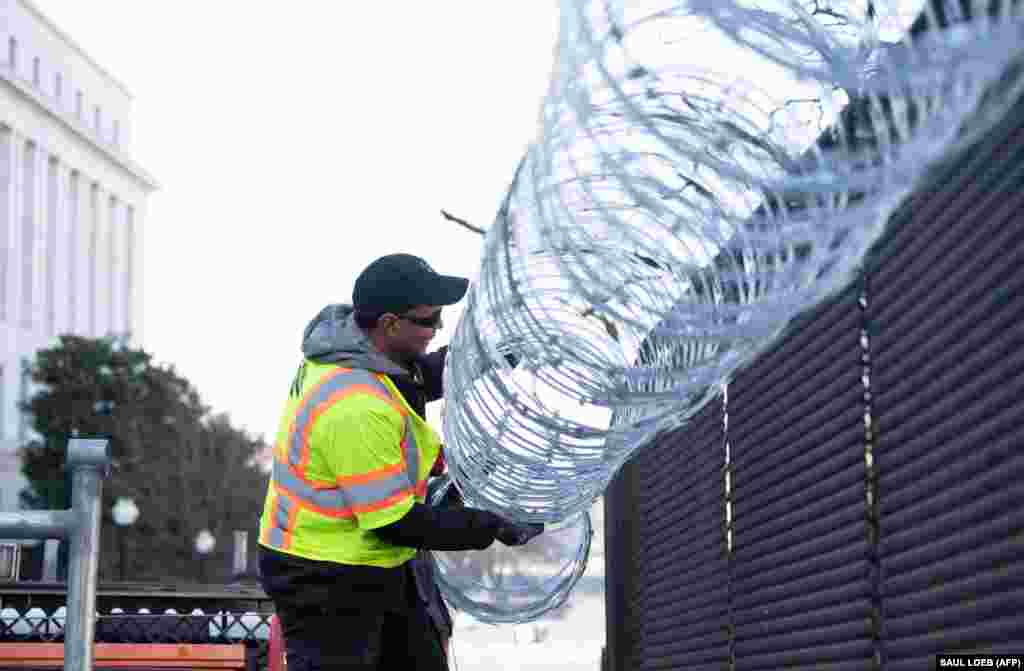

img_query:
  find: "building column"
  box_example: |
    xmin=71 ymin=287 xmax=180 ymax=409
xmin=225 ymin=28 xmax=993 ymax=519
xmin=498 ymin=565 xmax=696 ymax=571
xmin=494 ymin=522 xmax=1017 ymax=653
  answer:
xmin=113 ymin=198 xmax=135 ymax=340
xmin=107 ymin=195 xmax=121 ymax=337
xmin=66 ymin=169 xmax=84 ymax=334
xmin=51 ymin=161 xmax=71 ymax=337
xmin=0 ymin=127 xmax=17 ymax=446
xmin=125 ymin=201 xmax=143 ymax=345
xmin=0 ymin=126 xmax=15 ymax=326
xmin=87 ymin=182 xmax=99 ymax=336
xmin=19 ymin=138 xmax=41 ymax=332
xmin=44 ymin=156 xmax=59 ymax=337
xmin=93 ymin=190 xmax=110 ymax=338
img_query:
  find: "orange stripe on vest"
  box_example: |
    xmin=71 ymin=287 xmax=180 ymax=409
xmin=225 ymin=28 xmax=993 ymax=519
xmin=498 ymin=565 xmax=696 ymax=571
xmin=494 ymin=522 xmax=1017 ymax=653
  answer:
xmin=289 ymin=367 xmax=352 ymax=478
xmin=273 ymin=480 xmax=356 ymax=520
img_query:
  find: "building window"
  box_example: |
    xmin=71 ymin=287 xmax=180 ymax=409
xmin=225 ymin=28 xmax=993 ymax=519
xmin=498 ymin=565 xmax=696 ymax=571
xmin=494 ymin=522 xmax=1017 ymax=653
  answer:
xmin=76 ymin=90 xmax=83 ymax=118
xmin=32 ymin=56 xmax=39 ymax=86
xmin=0 ymin=543 xmax=20 ymax=581
xmin=112 ymin=120 xmax=120 ymax=147
xmin=54 ymin=73 xmax=62 ymax=102
xmin=94 ymin=106 xmax=102 ymax=135
xmin=7 ymin=37 xmax=16 ymax=72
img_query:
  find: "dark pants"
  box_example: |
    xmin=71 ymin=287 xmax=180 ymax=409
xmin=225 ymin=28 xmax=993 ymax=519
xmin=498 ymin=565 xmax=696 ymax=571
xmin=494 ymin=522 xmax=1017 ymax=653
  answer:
xmin=260 ymin=548 xmax=449 ymax=670
xmin=276 ymin=604 xmax=449 ymax=671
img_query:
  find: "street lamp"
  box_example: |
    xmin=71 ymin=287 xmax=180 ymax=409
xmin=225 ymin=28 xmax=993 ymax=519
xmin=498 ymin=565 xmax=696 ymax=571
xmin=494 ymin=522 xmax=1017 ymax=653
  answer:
xmin=195 ymin=529 xmax=216 ymax=583
xmin=111 ymin=497 xmax=139 ymax=582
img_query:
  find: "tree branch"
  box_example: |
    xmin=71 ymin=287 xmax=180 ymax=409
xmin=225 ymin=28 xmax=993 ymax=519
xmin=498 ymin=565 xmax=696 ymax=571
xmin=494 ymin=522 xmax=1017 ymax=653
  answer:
xmin=441 ymin=209 xmax=487 ymax=236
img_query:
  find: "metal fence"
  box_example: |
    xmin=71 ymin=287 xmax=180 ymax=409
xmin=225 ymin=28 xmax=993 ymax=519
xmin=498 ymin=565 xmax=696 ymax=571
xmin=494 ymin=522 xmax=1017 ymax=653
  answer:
xmin=603 ymin=90 xmax=1024 ymax=669
xmin=0 ymin=585 xmax=275 ymax=671
xmin=0 ymin=439 xmax=276 ymax=671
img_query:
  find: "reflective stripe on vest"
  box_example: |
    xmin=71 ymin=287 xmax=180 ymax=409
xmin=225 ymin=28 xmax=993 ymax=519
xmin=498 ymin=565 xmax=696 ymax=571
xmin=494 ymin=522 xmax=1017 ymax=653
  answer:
xmin=263 ymin=488 xmax=296 ymax=550
xmin=264 ymin=368 xmax=423 ymax=550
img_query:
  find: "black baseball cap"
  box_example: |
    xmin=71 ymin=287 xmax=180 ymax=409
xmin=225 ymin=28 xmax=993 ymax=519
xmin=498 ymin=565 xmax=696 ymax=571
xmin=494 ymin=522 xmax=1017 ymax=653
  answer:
xmin=353 ymin=254 xmax=469 ymax=314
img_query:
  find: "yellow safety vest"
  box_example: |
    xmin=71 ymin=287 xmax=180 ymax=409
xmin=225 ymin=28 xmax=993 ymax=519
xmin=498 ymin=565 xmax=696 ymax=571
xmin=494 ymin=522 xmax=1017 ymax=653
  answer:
xmin=258 ymin=360 xmax=441 ymax=567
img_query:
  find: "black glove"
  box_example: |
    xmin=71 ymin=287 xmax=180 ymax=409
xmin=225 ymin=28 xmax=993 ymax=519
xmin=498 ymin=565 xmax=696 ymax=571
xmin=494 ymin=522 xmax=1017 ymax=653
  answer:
xmin=495 ymin=522 xmax=545 ymax=547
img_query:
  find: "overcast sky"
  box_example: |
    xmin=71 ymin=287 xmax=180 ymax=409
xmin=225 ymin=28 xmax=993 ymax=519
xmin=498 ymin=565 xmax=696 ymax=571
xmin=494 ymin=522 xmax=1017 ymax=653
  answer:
xmin=39 ymin=2 xmax=560 ymax=441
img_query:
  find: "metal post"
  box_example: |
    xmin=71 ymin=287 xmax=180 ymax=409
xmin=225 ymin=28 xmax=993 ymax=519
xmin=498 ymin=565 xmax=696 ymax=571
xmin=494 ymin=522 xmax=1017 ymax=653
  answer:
xmin=118 ymin=531 xmax=126 ymax=582
xmin=0 ymin=438 xmax=108 ymax=671
xmin=110 ymin=498 xmax=139 ymax=583
xmin=42 ymin=539 xmax=60 ymax=582
xmin=232 ymin=531 xmax=248 ymax=579
xmin=64 ymin=439 xmax=109 ymax=671
xmin=0 ymin=510 xmax=76 ymax=539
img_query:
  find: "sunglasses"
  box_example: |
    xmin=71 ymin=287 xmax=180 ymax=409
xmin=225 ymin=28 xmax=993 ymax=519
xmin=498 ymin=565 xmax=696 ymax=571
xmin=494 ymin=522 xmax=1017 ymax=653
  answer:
xmin=398 ymin=311 xmax=443 ymax=329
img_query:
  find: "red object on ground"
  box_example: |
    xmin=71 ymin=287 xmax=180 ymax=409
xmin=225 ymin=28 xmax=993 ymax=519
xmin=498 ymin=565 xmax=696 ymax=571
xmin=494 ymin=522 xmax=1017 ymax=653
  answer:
xmin=268 ymin=614 xmax=286 ymax=671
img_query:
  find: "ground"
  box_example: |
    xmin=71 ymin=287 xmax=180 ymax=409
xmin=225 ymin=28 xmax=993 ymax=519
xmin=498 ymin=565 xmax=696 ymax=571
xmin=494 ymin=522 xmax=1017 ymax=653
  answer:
xmin=448 ymin=583 xmax=605 ymax=670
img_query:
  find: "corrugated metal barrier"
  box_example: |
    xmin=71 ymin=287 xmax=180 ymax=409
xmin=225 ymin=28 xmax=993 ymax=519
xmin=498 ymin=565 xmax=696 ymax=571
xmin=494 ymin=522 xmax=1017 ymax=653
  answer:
xmin=604 ymin=95 xmax=1024 ymax=671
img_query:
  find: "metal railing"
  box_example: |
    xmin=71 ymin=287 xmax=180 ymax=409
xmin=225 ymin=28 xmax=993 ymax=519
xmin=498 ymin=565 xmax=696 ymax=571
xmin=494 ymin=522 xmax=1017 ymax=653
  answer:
xmin=0 ymin=438 xmax=109 ymax=671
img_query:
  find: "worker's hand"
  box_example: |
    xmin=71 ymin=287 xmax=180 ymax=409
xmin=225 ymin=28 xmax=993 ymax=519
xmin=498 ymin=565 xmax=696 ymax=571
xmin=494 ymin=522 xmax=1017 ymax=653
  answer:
xmin=495 ymin=522 xmax=545 ymax=547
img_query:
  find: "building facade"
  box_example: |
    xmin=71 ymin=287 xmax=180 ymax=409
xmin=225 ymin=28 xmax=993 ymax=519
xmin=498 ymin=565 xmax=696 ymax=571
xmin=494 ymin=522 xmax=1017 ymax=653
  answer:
xmin=0 ymin=0 xmax=156 ymax=510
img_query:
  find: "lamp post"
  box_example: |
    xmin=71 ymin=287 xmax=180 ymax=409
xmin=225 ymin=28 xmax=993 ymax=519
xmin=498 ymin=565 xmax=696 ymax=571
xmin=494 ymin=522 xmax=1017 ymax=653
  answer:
xmin=110 ymin=498 xmax=139 ymax=582
xmin=195 ymin=529 xmax=215 ymax=583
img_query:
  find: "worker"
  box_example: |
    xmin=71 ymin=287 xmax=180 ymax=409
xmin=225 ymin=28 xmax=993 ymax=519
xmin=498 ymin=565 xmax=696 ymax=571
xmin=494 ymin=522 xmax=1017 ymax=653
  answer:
xmin=258 ymin=253 xmax=543 ymax=670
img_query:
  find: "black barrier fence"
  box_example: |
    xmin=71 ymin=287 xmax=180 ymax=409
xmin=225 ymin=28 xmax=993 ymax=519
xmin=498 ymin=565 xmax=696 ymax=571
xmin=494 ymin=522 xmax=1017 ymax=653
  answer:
xmin=0 ymin=584 xmax=275 ymax=670
xmin=603 ymin=87 xmax=1024 ymax=671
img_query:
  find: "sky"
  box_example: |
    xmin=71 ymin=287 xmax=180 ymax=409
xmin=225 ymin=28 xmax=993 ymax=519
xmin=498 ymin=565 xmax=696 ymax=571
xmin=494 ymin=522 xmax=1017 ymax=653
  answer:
xmin=38 ymin=1 xmax=561 ymax=441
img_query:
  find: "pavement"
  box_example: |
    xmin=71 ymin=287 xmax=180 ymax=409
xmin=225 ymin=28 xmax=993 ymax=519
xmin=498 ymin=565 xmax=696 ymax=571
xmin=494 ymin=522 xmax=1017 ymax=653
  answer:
xmin=448 ymin=585 xmax=605 ymax=671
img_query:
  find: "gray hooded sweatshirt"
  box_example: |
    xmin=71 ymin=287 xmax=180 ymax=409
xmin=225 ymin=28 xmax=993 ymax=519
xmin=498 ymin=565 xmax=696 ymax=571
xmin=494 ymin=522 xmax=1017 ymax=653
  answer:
xmin=301 ymin=304 xmax=412 ymax=378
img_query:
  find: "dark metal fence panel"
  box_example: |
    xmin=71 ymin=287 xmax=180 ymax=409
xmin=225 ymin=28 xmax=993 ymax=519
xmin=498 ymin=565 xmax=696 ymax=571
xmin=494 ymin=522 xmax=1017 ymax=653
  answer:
xmin=871 ymin=103 xmax=1024 ymax=670
xmin=606 ymin=82 xmax=1024 ymax=671
xmin=605 ymin=458 xmax=643 ymax=671
xmin=729 ymin=289 xmax=870 ymax=671
xmin=613 ymin=399 xmax=727 ymax=671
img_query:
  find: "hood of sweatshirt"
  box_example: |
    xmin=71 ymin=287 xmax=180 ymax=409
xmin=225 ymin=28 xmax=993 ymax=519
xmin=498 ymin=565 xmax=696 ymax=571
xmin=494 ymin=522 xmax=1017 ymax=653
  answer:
xmin=300 ymin=304 xmax=410 ymax=378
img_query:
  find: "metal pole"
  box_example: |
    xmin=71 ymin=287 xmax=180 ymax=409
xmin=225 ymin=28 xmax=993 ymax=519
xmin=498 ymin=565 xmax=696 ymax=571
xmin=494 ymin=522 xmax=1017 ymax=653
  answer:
xmin=118 ymin=531 xmax=126 ymax=582
xmin=0 ymin=510 xmax=74 ymax=539
xmin=42 ymin=539 xmax=60 ymax=582
xmin=63 ymin=439 xmax=110 ymax=671
xmin=0 ymin=439 xmax=108 ymax=671
xmin=232 ymin=531 xmax=248 ymax=579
